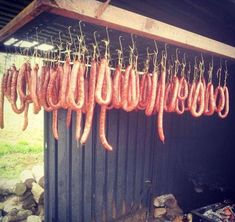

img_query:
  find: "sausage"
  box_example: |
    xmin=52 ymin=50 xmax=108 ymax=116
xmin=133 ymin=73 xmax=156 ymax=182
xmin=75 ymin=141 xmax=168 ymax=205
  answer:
xmin=40 ymin=67 xmax=53 ymax=112
xmin=178 ymin=77 xmax=189 ymax=101
xmin=112 ymin=66 xmax=122 ymax=109
xmin=168 ymin=76 xmax=179 ymax=112
xmin=66 ymin=109 xmax=72 ymax=128
xmin=82 ymin=77 xmax=89 ymax=113
xmin=175 ymin=98 xmax=185 ymax=115
xmin=67 ymin=60 xmax=79 ymax=108
xmin=52 ymin=110 xmax=58 ymax=140
xmin=123 ymin=67 xmax=139 ymax=111
xmin=190 ymin=81 xmax=205 ymax=117
xmin=214 ymin=86 xmax=225 ymax=112
xmin=99 ymin=105 xmax=112 ymax=151
xmin=129 ymin=69 xmax=139 ymax=109
xmin=68 ymin=60 xmax=85 ymax=110
xmin=154 ymin=79 xmax=161 ymax=113
xmin=22 ymin=101 xmax=30 ymax=131
xmin=17 ymin=63 xmax=28 ymax=101
xmin=30 ymin=64 xmax=41 ymax=114
xmin=60 ymin=58 xmax=71 ymax=108
xmin=218 ymin=86 xmax=229 ymax=118
xmin=164 ymin=82 xmax=172 ymax=112
xmin=138 ymin=73 xmax=152 ymax=110
xmin=187 ymin=81 xmax=196 ymax=111
xmin=145 ymin=70 xmax=158 ymax=116
xmin=10 ymin=69 xmax=25 ymax=114
xmin=47 ymin=67 xmax=61 ymax=109
xmin=95 ymin=59 xmax=112 ymax=105
xmin=80 ymin=61 xmax=97 ymax=144
xmin=157 ymin=65 xmax=166 ymax=143
xmin=122 ymin=65 xmax=132 ymax=109
xmin=0 ymin=75 xmax=4 ymax=129
xmin=204 ymin=83 xmax=215 ymax=116
xmin=6 ymin=69 xmax=13 ymax=102
xmin=75 ymin=110 xmax=82 ymax=141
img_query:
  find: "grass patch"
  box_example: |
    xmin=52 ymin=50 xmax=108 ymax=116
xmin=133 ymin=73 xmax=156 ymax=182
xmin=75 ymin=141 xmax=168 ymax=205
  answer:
xmin=0 ymin=142 xmax=42 ymax=157
xmin=0 ymin=102 xmax=44 ymax=179
xmin=0 ymin=153 xmax=43 ymax=179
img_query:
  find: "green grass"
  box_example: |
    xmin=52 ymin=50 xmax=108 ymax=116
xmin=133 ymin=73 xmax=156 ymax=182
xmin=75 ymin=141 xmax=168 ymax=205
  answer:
xmin=0 ymin=141 xmax=42 ymax=157
xmin=0 ymin=102 xmax=43 ymax=179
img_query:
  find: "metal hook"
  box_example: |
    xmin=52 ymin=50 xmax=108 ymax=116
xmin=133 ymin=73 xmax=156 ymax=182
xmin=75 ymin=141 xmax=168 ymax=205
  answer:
xmin=68 ymin=26 xmax=73 ymax=45
xmin=79 ymin=21 xmax=84 ymax=38
xmin=118 ymin=36 xmax=123 ymax=55
xmin=208 ymin=56 xmax=214 ymax=83
xmin=154 ymin=40 xmax=158 ymax=55
xmin=174 ymin=48 xmax=180 ymax=75
xmin=187 ymin=62 xmax=191 ymax=82
xmin=116 ymin=36 xmax=123 ymax=67
xmin=161 ymin=43 xmax=167 ymax=67
xmin=200 ymin=53 xmax=204 ymax=64
xmin=224 ymin=60 xmax=228 ymax=86
xmin=175 ymin=48 xmax=180 ymax=62
xmin=102 ymin=27 xmax=110 ymax=60
xmin=93 ymin=31 xmax=100 ymax=59
xmin=105 ymin=27 xmax=110 ymax=44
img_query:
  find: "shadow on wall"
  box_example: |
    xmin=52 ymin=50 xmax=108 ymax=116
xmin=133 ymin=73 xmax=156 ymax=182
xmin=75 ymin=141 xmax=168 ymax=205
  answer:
xmin=152 ymin=63 xmax=235 ymax=211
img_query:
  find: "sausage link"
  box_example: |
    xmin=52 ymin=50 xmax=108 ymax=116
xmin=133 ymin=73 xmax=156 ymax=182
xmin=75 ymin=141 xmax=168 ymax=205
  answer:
xmin=175 ymin=99 xmax=185 ymax=115
xmin=218 ymin=86 xmax=229 ymax=118
xmin=99 ymin=105 xmax=112 ymax=151
xmin=47 ymin=67 xmax=61 ymax=109
xmin=75 ymin=110 xmax=82 ymax=141
xmin=190 ymin=81 xmax=205 ymax=117
xmin=112 ymin=66 xmax=122 ymax=109
xmin=158 ymin=65 xmax=166 ymax=143
xmin=145 ymin=71 xmax=158 ymax=116
xmin=204 ymin=83 xmax=215 ymax=116
xmin=10 ymin=69 xmax=25 ymax=114
xmin=95 ymin=59 xmax=112 ymax=105
xmin=80 ymin=61 xmax=97 ymax=144
xmin=30 ymin=64 xmax=41 ymax=114
xmin=52 ymin=110 xmax=59 ymax=140
xmin=214 ymin=86 xmax=225 ymax=112
xmin=178 ymin=77 xmax=189 ymax=100
xmin=168 ymin=76 xmax=179 ymax=112
xmin=60 ymin=58 xmax=71 ymax=108
xmin=22 ymin=101 xmax=30 ymax=131
xmin=66 ymin=109 xmax=72 ymax=128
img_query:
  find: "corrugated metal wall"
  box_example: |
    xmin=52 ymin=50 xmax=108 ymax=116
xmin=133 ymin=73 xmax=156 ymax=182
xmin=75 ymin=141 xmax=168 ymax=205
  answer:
xmin=44 ymin=108 xmax=159 ymax=222
xmin=44 ymin=65 xmax=235 ymax=222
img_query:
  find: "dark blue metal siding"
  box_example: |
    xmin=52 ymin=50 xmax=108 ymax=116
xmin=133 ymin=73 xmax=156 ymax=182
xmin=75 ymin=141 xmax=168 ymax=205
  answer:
xmin=44 ymin=64 xmax=235 ymax=222
xmin=45 ymin=108 xmax=156 ymax=222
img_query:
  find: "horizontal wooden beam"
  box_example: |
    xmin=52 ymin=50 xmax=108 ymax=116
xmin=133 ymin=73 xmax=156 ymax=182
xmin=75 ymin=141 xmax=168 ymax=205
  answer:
xmin=0 ymin=0 xmax=235 ymax=59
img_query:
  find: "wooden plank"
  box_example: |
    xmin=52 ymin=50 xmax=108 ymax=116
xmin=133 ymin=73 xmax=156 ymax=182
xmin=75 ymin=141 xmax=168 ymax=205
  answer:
xmin=83 ymin=112 xmax=93 ymax=222
xmin=44 ymin=111 xmax=57 ymax=222
xmin=45 ymin=0 xmax=235 ymax=59
xmin=135 ymin=112 xmax=147 ymax=208
xmin=0 ymin=0 xmax=235 ymax=59
xmin=105 ymin=109 xmax=118 ymax=220
xmin=57 ymin=109 xmax=70 ymax=222
xmin=71 ymin=112 xmax=83 ymax=222
xmin=116 ymin=110 xmax=128 ymax=217
xmin=126 ymin=112 xmax=138 ymax=210
xmin=94 ymin=107 xmax=106 ymax=222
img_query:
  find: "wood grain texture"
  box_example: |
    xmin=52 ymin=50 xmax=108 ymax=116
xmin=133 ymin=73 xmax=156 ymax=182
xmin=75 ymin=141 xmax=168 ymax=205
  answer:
xmin=0 ymin=0 xmax=235 ymax=59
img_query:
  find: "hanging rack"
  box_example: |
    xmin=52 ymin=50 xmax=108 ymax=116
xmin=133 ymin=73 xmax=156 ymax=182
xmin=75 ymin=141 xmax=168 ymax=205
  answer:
xmin=0 ymin=0 xmax=235 ymax=59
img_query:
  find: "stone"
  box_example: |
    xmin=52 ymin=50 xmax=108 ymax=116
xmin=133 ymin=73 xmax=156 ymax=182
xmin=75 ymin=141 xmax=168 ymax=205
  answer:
xmin=27 ymin=215 xmax=42 ymax=222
